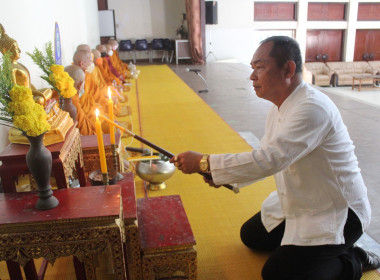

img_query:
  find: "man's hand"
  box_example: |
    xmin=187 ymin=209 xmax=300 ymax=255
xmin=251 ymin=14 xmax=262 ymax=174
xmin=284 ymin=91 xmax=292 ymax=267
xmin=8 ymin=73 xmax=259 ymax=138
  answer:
xmin=169 ymin=151 xmax=203 ymax=174
xmin=203 ymin=175 xmax=221 ymax=188
xmin=170 ymin=151 xmax=227 ymax=190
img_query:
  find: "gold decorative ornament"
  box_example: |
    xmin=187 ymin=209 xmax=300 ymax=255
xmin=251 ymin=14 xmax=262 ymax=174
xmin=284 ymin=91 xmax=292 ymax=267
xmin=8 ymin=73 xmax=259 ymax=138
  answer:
xmin=0 ymin=223 xmax=126 ymax=279
xmin=125 ymin=223 xmax=143 ymax=280
xmin=142 ymin=248 xmax=197 ymax=279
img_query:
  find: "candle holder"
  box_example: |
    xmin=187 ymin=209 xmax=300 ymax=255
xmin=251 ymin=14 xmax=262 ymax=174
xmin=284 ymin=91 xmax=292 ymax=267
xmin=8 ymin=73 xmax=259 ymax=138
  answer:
xmin=89 ymin=170 xmax=117 ymax=186
xmin=102 ymin=172 xmax=109 ymax=186
xmin=111 ymin=144 xmax=124 ymax=181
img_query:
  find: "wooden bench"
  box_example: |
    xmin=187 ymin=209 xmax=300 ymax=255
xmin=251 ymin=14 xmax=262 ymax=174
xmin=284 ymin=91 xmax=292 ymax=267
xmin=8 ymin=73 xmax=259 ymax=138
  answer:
xmin=137 ymin=195 xmax=197 ymax=280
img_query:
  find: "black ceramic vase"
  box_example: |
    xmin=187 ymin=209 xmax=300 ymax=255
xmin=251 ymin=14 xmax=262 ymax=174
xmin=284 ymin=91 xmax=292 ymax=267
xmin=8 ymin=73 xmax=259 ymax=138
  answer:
xmin=62 ymin=97 xmax=77 ymax=121
xmin=25 ymin=133 xmax=59 ymax=210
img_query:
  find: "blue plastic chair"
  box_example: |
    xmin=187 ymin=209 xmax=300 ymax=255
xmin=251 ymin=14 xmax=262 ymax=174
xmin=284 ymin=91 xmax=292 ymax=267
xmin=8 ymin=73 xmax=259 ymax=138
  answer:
xmin=134 ymin=39 xmax=151 ymax=62
xmin=150 ymin=39 xmax=164 ymax=62
xmin=161 ymin=38 xmax=174 ymax=63
xmin=119 ymin=40 xmax=135 ymax=63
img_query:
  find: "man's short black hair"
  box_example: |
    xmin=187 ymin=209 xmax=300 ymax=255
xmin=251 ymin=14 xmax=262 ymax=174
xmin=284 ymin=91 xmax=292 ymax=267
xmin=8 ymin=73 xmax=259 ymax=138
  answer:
xmin=260 ymin=36 xmax=303 ymax=74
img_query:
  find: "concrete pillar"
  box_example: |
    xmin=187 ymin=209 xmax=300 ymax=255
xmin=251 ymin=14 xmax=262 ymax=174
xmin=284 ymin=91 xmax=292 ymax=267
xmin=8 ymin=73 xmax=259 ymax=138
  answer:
xmin=345 ymin=0 xmax=359 ymax=62
xmin=296 ymin=0 xmax=308 ymax=63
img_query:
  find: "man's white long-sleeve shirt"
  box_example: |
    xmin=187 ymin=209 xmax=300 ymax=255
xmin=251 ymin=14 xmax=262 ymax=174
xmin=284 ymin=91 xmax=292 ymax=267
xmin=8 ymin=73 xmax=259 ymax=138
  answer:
xmin=209 ymin=82 xmax=371 ymax=246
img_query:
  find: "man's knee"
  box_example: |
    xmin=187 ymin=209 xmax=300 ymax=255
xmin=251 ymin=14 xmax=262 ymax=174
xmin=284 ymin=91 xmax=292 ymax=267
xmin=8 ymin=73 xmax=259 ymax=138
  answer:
xmin=240 ymin=220 xmax=262 ymax=249
xmin=240 ymin=218 xmax=283 ymax=251
xmin=261 ymin=258 xmax=282 ymax=280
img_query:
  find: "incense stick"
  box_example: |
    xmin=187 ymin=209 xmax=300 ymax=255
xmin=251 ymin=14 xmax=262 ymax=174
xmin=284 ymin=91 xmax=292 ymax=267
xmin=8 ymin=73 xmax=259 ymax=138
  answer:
xmin=98 ymin=114 xmax=239 ymax=193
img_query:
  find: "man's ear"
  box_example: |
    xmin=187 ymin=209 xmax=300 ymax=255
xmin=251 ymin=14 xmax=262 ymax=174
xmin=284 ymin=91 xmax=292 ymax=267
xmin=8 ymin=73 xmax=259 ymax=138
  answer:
xmin=76 ymin=80 xmax=84 ymax=91
xmin=285 ymin=61 xmax=296 ymax=78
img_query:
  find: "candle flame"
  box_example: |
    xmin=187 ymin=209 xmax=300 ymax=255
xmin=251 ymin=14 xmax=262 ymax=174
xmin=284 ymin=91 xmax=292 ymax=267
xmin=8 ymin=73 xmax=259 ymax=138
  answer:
xmin=95 ymin=108 xmax=99 ymax=117
xmin=108 ymin=87 xmax=111 ymax=99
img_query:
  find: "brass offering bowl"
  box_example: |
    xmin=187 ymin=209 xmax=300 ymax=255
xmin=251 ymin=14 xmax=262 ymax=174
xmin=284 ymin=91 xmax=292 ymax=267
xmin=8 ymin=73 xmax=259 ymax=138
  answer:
xmin=136 ymin=153 xmax=175 ymax=190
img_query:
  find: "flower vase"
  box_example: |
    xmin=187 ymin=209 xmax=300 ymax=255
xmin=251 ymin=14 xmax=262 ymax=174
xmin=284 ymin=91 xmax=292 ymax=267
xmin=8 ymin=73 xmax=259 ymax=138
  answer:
xmin=25 ymin=134 xmax=59 ymax=210
xmin=62 ymin=97 xmax=77 ymax=121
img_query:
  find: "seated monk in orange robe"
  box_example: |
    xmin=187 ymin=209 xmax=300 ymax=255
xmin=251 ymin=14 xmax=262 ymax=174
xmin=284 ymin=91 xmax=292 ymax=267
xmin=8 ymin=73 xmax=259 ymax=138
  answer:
xmin=96 ymin=44 xmax=125 ymax=86
xmin=108 ymin=39 xmax=131 ymax=78
xmin=72 ymin=50 xmax=106 ymax=110
xmin=92 ymin=49 xmax=126 ymax=103
xmin=75 ymin=45 xmax=109 ymax=99
xmin=64 ymin=65 xmax=96 ymax=135
xmin=76 ymin=44 xmax=123 ymax=105
xmin=72 ymin=49 xmax=121 ymax=132
xmin=105 ymin=43 xmax=127 ymax=81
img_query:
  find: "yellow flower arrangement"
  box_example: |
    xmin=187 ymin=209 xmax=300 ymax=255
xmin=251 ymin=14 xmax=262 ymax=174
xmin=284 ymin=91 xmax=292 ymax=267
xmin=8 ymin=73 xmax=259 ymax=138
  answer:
xmin=8 ymin=85 xmax=51 ymax=137
xmin=49 ymin=64 xmax=76 ymax=98
xmin=1 ymin=52 xmax=50 ymax=137
xmin=27 ymin=42 xmax=76 ymax=99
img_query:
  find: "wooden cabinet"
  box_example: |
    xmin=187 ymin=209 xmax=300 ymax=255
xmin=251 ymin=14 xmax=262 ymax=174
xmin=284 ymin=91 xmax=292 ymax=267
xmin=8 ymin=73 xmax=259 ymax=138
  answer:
xmin=306 ymin=30 xmax=343 ymax=62
xmin=354 ymin=30 xmax=380 ymax=61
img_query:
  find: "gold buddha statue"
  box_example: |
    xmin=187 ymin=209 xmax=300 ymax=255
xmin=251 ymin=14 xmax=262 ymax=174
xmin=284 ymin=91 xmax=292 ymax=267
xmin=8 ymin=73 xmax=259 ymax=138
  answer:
xmin=0 ymin=24 xmax=73 ymax=146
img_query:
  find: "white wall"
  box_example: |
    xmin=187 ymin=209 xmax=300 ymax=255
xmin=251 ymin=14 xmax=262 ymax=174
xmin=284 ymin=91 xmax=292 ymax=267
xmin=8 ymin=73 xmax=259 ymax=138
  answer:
xmin=0 ymin=0 xmax=100 ymax=152
xmin=108 ymin=0 xmax=185 ymax=60
xmin=109 ymin=0 xmax=185 ymax=40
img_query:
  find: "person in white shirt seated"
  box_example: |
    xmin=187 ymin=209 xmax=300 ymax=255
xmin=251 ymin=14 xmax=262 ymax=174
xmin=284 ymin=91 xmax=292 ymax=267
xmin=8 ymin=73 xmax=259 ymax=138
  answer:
xmin=170 ymin=36 xmax=380 ymax=280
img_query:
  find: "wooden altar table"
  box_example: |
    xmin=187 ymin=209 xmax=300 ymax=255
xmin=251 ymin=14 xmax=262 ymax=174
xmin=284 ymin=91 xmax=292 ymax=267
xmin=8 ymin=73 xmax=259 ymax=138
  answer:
xmin=0 ymin=126 xmax=86 ymax=193
xmin=0 ymin=185 xmax=126 ymax=280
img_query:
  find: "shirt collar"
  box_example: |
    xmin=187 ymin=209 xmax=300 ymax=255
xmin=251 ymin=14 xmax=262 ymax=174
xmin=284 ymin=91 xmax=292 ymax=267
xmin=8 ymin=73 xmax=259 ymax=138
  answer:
xmin=278 ymin=81 xmax=306 ymax=114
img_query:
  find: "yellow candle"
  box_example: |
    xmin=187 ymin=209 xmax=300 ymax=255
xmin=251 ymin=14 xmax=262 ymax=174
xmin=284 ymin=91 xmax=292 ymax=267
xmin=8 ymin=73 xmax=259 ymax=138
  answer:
xmin=108 ymin=87 xmax=115 ymax=145
xmin=95 ymin=109 xmax=108 ymax=174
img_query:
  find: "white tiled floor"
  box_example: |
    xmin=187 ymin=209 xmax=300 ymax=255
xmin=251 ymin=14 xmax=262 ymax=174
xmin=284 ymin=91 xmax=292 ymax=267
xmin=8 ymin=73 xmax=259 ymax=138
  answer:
xmin=323 ymin=86 xmax=380 ymax=108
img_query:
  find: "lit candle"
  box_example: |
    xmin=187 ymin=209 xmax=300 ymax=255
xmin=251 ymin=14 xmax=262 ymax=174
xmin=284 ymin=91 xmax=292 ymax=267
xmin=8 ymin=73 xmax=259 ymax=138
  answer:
xmin=95 ymin=109 xmax=108 ymax=174
xmin=108 ymin=87 xmax=115 ymax=145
